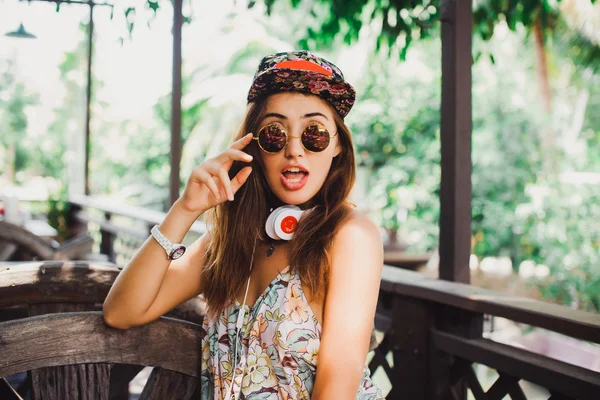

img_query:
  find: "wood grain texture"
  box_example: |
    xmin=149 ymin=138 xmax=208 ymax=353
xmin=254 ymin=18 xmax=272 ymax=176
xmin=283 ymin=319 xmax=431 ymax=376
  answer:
xmin=0 ymin=261 xmax=119 ymax=307
xmin=29 ymin=303 xmax=105 ymax=400
xmin=139 ymin=368 xmax=198 ymax=400
xmin=0 ymin=261 xmax=206 ymax=323
xmin=31 ymin=364 xmax=111 ymax=400
xmin=29 ymin=302 xmax=98 ymax=316
xmin=0 ymin=312 xmax=202 ymax=378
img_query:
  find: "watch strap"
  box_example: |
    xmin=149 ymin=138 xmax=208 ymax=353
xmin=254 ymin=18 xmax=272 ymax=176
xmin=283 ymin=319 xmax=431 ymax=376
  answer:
xmin=151 ymin=225 xmax=175 ymax=255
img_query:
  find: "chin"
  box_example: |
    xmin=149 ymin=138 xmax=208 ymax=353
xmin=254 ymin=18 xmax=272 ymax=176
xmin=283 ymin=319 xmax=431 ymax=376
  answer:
xmin=273 ymin=191 xmax=313 ymax=205
xmin=271 ymin=186 xmax=320 ymax=206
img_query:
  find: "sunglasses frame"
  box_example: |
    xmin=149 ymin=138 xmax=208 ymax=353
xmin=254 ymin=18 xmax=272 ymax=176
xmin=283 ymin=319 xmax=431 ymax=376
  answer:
xmin=253 ymin=121 xmax=338 ymax=154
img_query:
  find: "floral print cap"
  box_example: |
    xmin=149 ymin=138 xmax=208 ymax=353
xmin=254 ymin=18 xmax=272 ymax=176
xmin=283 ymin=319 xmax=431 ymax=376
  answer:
xmin=247 ymin=50 xmax=356 ymax=118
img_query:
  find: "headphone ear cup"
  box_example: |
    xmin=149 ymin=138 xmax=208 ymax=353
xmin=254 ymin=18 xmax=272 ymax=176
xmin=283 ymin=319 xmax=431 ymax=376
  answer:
xmin=265 ymin=209 xmax=282 ymax=240
xmin=274 ymin=207 xmax=303 ymax=240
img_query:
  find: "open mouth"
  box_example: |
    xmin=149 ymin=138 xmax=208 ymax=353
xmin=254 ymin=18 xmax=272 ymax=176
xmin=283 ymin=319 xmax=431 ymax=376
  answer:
xmin=282 ymin=167 xmax=308 ymax=183
xmin=280 ymin=166 xmax=309 ymax=190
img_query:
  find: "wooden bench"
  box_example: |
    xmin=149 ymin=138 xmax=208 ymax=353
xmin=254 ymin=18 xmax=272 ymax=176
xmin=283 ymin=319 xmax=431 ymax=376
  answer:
xmin=0 ymin=261 xmax=206 ymax=399
xmin=0 ymin=312 xmax=201 ymax=399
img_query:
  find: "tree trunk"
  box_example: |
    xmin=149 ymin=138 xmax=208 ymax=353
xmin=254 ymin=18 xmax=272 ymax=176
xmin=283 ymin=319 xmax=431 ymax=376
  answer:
xmin=533 ymin=16 xmax=552 ymax=115
xmin=533 ymin=14 xmax=556 ymax=177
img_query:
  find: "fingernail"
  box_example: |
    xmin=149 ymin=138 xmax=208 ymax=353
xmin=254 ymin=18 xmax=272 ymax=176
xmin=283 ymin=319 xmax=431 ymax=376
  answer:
xmin=229 ymin=194 xmax=234 ymax=201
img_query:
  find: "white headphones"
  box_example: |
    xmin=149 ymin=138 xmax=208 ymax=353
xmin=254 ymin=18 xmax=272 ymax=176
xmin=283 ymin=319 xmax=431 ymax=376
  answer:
xmin=265 ymin=205 xmax=309 ymax=241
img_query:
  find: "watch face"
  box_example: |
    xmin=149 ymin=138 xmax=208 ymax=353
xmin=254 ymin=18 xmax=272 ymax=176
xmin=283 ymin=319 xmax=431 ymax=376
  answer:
xmin=169 ymin=246 xmax=186 ymax=260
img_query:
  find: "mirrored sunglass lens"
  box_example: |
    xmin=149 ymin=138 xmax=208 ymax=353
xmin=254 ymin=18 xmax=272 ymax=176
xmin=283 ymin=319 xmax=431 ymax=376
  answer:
xmin=302 ymin=124 xmax=330 ymax=152
xmin=258 ymin=125 xmax=286 ymax=153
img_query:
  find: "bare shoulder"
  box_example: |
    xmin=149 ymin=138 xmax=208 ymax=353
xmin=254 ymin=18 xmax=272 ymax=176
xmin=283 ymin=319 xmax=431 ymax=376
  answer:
xmin=332 ymin=208 xmax=383 ymax=253
xmin=329 ymin=208 xmax=383 ymax=275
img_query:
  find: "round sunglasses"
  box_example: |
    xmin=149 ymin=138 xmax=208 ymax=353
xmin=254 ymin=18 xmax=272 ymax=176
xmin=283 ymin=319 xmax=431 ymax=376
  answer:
xmin=253 ymin=122 xmax=337 ymax=154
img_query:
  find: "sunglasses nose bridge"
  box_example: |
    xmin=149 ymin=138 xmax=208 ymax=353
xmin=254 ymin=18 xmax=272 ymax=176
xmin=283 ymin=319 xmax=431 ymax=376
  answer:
xmin=283 ymin=132 xmax=306 ymax=157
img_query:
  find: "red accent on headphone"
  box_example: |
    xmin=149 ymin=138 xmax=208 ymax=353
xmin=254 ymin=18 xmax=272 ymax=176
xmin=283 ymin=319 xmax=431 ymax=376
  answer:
xmin=280 ymin=216 xmax=298 ymax=234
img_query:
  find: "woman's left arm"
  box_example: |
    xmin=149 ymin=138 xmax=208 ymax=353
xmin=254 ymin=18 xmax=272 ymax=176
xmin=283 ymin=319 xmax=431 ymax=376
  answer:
xmin=312 ymin=212 xmax=383 ymax=399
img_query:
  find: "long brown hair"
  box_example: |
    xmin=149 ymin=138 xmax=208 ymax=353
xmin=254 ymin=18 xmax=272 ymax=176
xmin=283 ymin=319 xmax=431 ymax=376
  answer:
xmin=199 ymin=94 xmax=356 ymax=317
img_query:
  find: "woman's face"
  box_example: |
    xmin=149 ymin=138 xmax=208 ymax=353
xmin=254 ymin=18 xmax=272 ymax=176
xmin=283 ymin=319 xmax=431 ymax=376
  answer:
xmin=257 ymin=92 xmax=341 ymax=206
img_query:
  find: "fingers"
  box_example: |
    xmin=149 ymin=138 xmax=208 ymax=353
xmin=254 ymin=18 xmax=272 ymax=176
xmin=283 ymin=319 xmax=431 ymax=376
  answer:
xmin=216 ymin=167 xmax=234 ymax=201
xmin=191 ymin=134 xmax=254 ymax=203
xmin=194 ymin=164 xmax=253 ymax=203
xmin=203 ymin=161 xmax=235 ymax=201
xmin=232 ymin=166 xmax=253 ymax=193
xmin=217 ymin=148 xmax=253 ymax=164
xmin=230 ymin=133 xmax=254 ymax=151
xmin=193 ymin=168 xmax=222 ymax=200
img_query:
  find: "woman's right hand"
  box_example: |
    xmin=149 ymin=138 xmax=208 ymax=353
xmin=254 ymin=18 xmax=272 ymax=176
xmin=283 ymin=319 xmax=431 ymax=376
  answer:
xmin=178 ymin=133 xmax=254 ymax=215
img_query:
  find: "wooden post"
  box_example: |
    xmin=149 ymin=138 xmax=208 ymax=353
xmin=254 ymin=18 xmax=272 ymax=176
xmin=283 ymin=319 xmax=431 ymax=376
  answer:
xmin=100 ymin=212 xmax=115 ymax=263
xmin=84 ymin=3 xmax=94 ymax=195
xmin=388 ymin=296 xmax=434 ymax=399
xmin=28 ymin=302 xmax=111 ymax=400
xmin=431 ymin=308 xmax=484 ymax=399
xmin=170 ymin=0 xmax=183 ymax=207
xmin=439 ymin=0 xmax=472 ymax=284
xmin=65 ymin=203 xmax=87 ymax=239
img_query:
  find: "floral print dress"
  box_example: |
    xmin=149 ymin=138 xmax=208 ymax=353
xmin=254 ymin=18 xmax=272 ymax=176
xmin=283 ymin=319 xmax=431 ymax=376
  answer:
xmin=200 ymin=266 xmax=384 ymax=399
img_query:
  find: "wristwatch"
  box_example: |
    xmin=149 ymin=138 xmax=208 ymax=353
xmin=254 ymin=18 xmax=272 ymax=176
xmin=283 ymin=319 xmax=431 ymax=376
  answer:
xmin=151 ymin=225 xmax=186 ymax=260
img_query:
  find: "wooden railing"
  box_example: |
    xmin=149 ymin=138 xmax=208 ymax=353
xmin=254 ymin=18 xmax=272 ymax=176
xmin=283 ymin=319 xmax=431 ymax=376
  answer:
xmin=51 ymin=197 xmax=600 ymax=399
xmin=68 ymin=195 xmax=206 ymax=266
xmin=371 ymin=267 xmax=600 ymax=399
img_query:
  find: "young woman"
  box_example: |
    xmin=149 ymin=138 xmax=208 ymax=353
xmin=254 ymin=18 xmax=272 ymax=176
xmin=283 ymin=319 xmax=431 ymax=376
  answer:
xmin=103 ymin=51 xmax=384 ymax=399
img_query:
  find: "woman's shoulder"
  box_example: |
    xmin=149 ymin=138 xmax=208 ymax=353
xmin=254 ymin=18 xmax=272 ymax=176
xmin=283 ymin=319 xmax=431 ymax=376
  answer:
xmin=332 ymin=207 xmax=383 ymax=252
xmin=326 ymin=207 xmax=383 ymax=296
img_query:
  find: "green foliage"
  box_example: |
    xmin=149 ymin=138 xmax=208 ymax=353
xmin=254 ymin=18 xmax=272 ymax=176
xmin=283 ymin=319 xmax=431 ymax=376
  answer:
xmin=0 ymin=58 xmax=39 ymax=183
xmin=47 ymin=186 xmax=71 ymax=242
xmin=40 ymin=24 xmax=89 ymax=184
xmin=519 ymin=180 xmax=600 ymax=312
xmin=350 ymin=45 xmax=441 ymax=243
xmin=350 ymin=22 xmax=599 ymax=311
xmin=290 ymin=0 xmax=439 ymax=59
xmin=259 ymin=0 xmax=599 ymax=65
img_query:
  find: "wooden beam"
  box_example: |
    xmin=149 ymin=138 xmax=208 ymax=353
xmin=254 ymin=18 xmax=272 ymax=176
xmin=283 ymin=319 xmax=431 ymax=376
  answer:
xmin=432 ymin=330 xmax=600 ymax=399
xmin=0 ymin=312 xmax=202 ymax=378
xmin=380 ymin=266 xmax=600 ymax=344
xmin=439 ymin=0 xmax=472 ymax=283
xmin=170 ymin=0 xmax=183 ymax=206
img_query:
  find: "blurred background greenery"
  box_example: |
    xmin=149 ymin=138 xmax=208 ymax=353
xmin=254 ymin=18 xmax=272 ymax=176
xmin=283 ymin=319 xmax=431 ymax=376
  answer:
xmin=0 ymin=0 xmax=598 ymax=312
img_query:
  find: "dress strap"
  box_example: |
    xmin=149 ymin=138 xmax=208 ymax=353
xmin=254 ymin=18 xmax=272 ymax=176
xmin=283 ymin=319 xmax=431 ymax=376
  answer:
xmin=224 ymin=238 xmax=257 ymax=400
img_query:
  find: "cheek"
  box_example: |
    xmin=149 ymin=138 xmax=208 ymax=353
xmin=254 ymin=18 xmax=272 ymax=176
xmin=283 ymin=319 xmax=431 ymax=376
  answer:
xmin=262 ymin=156 xmax=282 ymax=180
xmin=311 ymin=156 xmax=335 ymax=182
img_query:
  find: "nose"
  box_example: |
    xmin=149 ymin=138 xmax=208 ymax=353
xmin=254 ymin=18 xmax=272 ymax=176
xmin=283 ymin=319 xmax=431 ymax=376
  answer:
xmin=284 ymin=131 xmax=305 ymax=158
